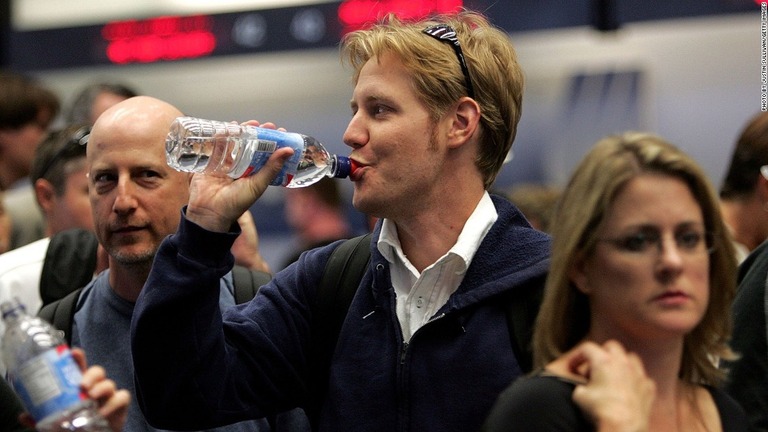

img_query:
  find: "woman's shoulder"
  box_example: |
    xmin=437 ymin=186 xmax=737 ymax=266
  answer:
xmin=706 ymin=386 xmax=749 ymax=432
xmin=507 ymin=373 xmax=578 ymax=398
xmin=482 ymin=374 xmax=590 ymax=432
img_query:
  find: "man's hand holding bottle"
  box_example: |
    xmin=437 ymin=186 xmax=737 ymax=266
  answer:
xmin=186 ymin=121 xmax=294 ymax=234
xmin=18 ymin=348 xmax=130 ymax=432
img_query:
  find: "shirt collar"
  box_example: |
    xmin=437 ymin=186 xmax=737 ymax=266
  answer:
xmin=377 ymin=192 xmax=498 ymax=274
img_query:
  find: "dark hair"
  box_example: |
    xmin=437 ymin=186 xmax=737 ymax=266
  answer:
xmin=0 ymin=71 xmax=60 ymax=130
xmin=30 ymin=125 xmax=90 ymax=195
xmin=720 ymin=112 xmax=768 ymax=199
xmin=65 ymin=81 xmax=139 ymax=124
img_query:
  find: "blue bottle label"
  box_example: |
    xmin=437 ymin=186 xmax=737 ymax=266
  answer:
xmin=240 ymin=128 xmax=302 ymax=185
xmin=11 ymin=345 xmax=86 ymax=422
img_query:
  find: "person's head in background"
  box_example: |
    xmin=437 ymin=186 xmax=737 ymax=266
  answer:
xmin=535 ymin=132 xmax=737 ymax=385
xmin=0 ymin=194 xmax=11 ymax=254
xmin=284 ymin=177 xmax=351 ymax=245
xmin=65 ymin=81 xmax=139 ymax=126
xmin=282 ymin=177 xmax=353 ymax=268
xmin=505 ymin=183 xmax=561 ymax=233
xmin=30 ymin=124 xmax=94 ymax=236
xmin=720 ymin=111 xmax=768 ymax=258
xmin=0 ymin=71 xmax=60 ymax=190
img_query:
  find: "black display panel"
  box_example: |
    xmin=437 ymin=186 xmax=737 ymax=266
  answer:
xmin=7 ymin=0 xmax=759 ymax=71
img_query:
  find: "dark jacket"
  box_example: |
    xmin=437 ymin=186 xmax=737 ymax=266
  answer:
xmin=131 ymin=195 xmax=550 ymax=432
xmin=0 ymin=379 xmax=30 ymax=432
xmin=725 ymin=239 xmax=768 ymax=432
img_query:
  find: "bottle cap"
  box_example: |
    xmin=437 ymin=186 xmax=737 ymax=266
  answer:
xmin=333 ymin=156 xmax=353 ymax=179
xmin=1 ymin=298 xmax=24 ymax=319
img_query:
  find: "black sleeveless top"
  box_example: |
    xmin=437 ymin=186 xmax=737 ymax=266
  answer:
xmin=482 ymin=374 xmax=748 ymax=432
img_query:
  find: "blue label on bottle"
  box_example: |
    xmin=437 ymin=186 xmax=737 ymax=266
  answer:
xmin=240 ymin=128 xmax=302 ymax=186
xmin=10 ymin=345 xmax=85 ymax=422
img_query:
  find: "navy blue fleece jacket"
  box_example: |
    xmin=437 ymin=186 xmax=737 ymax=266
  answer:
xmin=131 ymin=195 xmax=550 ymax=432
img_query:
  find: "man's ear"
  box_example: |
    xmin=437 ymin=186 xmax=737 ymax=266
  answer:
xmin=446 ymin=97 xmax=481 ymax=149
xmin=34 ymin=178 xmax=57 ymax=214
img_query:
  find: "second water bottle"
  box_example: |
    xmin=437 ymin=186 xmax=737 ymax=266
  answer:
xmin=1 ymin=298 xmax=111 ymax=431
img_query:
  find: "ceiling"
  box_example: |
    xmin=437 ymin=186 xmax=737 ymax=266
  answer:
xmin=12 ymin=0 xmax=336 ymax=30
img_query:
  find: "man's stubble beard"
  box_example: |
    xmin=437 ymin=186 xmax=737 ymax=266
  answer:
xmin=108 ymin=246 xmax=157 ymax=270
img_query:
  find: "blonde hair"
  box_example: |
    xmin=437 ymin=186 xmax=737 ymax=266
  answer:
xmin=341 ymin=11 xmax=524 ymax=189
xmin=533 ymin=132 xmax=737 ymax=385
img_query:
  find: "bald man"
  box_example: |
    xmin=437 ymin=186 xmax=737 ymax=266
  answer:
xmin=56 ymin=96 xmax=279 ymax=432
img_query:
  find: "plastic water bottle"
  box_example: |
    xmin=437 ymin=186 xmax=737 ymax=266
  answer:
xmin=165 ymin=116 xmax=355 ymax=188
xmin=1 ymin=298 xmax=110 ymax=432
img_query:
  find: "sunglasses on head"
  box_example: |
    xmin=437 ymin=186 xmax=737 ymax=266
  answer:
xmin=37 ymin=126 xmax=91 ymax=179
xmin=422 ymin=24 xmax=475 ymax=99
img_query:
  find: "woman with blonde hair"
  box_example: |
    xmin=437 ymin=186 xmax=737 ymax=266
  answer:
xmin=483 ymin=133 xmax=746 ymax=431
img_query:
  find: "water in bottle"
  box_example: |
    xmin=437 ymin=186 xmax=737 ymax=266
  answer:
xmin=165 ymin=116 xmax=356 ymax=188
xmin=1 ymin=298 xmax=110 ymax=432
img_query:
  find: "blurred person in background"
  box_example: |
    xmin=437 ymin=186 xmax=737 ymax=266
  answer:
xmin=504 ymin=183 xmax=561 ymax=233
xmin=65 ymin=81 xmax=138 ymax=126
xmin=0 ymin=125 xmax=101 ymax=377
xmin=726 ymin=230 xmax=768 ymax=431
xmin=0 ymin=71 xmax=60 ymax=251
xmin=30 ymin=125 xmax=95 ymax=239
xmin=232 ymin=209 xmax=272 ymax=273
xmin=722 ymin=115 xmax=768 ymax=431
xmin=719 ymin=111 xmax=768 ymax=263
xmin=281 ymin=178 xmax=353 ymax=269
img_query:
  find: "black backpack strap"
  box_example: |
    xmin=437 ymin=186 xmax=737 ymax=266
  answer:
xmin=307 ymin=233 xmax=372 ymax=425
xmin=231 ymin=265 xmax=272 ymax=304
xmin=37 ymin=287 xmax=84 ymax=346
xmin=39 ymin=229 xmax=99 ymax=307
xmin=505 ymin=274 xmax=546 ymax=374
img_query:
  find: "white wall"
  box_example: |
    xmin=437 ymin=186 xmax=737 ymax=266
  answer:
xmin=13 ymin=0 xmax=336 ymax=29
xmin=506 ymin=13 xmax=759 ymax=189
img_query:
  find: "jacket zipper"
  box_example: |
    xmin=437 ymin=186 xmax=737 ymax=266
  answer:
xmin=400 ymin=312 xmax=446 ymax=364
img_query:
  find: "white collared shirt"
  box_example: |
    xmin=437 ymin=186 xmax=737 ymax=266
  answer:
xmin=377 ymin=192 xmax=498 ymax=342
